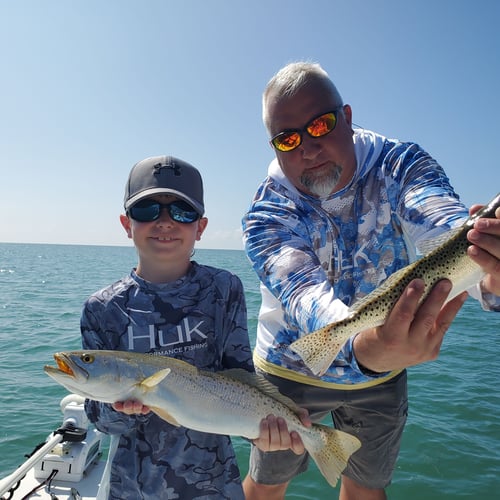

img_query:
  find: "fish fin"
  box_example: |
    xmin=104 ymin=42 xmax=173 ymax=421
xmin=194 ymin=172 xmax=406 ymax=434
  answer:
xmin=417 ymin=226 xmax=462 ymax=256
xmin=290 ymin=323 xmax=349 ymax=377
xmin=149 ymin=406 xmax=181 ymax=427
xmin=140 ymin=368 xmax=171 ymax=389
xmin=309 ymin=424 xmax=361 ymax=487
xmin=222 ymin=369 xmax=303 ymax=414
xmin=221 ymin=368 xmax=260 ymax=385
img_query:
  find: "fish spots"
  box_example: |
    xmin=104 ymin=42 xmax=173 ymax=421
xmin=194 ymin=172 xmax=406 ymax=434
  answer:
xmin=291 ymin=192 xmax=500 ymax=376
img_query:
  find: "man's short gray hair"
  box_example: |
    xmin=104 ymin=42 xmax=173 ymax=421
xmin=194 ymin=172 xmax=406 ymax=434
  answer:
xmin=262 ymin=61 xmax=343 ymax=131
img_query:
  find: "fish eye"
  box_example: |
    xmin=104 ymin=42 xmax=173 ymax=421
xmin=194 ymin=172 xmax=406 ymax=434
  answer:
xmin=81 ymin=353 xmax=95 ymax=364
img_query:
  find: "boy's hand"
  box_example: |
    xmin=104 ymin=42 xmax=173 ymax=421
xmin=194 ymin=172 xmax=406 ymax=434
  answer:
xmin=113 ymin=400 xmax=151 ymax=415
xmin=253 ymin=409 xmax=311 ymax=455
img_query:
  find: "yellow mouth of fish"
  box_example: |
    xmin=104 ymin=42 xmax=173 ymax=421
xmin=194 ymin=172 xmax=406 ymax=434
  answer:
xmin=55 ymin=353 xmax=75 ymax=376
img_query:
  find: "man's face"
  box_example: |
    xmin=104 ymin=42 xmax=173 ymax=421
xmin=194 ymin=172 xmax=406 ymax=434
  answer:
xmin=266 ymin=79 xmax=357 ymax=198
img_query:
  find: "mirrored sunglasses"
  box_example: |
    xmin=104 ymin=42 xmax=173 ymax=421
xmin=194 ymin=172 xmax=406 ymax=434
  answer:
xmin=128 ymin=199 xmax=200 ymax=224
xmin=270 ymin=108 xmax=341 ymax=153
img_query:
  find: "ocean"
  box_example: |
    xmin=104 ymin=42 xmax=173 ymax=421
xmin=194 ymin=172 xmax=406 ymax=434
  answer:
xmin=0 ymin=242 xmax=498 ymax=499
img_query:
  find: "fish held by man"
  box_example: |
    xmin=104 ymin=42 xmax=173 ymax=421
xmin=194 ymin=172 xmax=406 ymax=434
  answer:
xmin=44 ymin=350 xmax=361 ymax=487
xmin=290 ymin=193 xmax=500 ymax=377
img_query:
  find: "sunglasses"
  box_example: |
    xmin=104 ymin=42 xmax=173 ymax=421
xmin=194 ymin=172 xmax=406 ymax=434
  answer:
xmin=128 ymin=199 xmax=200 ymax=224
xmin=270 ymin=108 xmax=342 ymax=152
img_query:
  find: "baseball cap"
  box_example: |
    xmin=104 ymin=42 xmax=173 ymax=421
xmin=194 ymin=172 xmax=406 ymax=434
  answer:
xmin=124 ymin=155 xmax=204 ymax=215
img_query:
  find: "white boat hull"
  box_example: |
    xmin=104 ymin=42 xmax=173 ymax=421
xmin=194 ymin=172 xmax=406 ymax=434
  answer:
xmin=0 ymin=395 xmax=106 ymax=500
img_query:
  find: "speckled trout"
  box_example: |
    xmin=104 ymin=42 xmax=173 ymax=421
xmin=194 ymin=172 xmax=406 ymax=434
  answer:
xmin=291 ymin=193 xmax=500 ymax=376
xmin=44 ymin=350 xmax=361 ymax=487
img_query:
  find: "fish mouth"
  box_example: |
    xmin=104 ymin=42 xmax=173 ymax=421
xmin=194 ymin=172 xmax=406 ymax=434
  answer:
xmin=44 ymin=352 xmax=89 ymax=381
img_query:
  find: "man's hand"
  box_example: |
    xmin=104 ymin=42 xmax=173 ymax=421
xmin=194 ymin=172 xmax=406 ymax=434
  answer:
xmin=112 ymin=400 xmax=151 ymax=415
xmin=467 ymin=204 xmax=500 ymax=296
xmin=354 ymin=203 xmax=500 ymax=374
xmin=253 ymin=409 xmax=311 ymax=455
xmin=353 ymin=278 xmax=468 ymax=373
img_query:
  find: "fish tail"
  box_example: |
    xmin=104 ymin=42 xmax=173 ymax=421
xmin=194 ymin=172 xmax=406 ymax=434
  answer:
xmin=290 ymin=324 xmax=349 ymax=376
xmin=308 ymin=424 xmax=361 ymax=487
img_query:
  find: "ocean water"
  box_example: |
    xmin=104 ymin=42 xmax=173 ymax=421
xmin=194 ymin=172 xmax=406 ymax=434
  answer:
xmin=0 ymin=242 xmax=499 ymax=499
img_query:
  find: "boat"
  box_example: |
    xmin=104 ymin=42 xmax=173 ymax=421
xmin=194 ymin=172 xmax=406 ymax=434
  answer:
xmin=0 ymin=395 xmax=106 ymax=500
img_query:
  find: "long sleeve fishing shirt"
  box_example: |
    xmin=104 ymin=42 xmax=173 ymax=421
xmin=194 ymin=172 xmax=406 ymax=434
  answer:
xmin=81 ymin=262 xmax=251 ymax=500
xmin=242 ymin=128 xmax=500 ymax=388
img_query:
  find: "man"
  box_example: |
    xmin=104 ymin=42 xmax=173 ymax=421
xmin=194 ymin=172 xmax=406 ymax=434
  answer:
xmin=242 ymin=62 xmax=500 ymax=499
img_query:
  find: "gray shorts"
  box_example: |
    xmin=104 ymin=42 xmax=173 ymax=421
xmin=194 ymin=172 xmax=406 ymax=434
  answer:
xmin=248 ymin=370 xmax=408 ymax=489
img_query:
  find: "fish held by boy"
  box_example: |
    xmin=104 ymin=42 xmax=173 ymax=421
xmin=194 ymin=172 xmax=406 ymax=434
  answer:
xmin=44 ymin=349 xmax=361 ymax=487
xmin=290 ymin=192 xmax=500 ymax=377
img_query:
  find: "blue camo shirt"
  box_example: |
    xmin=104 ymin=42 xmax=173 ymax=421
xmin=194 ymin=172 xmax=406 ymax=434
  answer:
xmin=242 ymin=129 xmax=499 ymax=387
xmin=81 ymin=262 xmax=251 ymax=500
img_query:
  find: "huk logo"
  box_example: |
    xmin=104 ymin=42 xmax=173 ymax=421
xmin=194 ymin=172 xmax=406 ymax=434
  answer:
xmin=127 ymin=319 xmax=207 ymax=350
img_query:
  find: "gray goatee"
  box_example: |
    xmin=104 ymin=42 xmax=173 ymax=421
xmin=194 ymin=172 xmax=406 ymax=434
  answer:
xmin=301 ymin=165 xmax=343 ymax=198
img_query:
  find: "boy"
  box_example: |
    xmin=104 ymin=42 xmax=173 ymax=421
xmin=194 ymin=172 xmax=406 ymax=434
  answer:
xmin=82 ymin=155 xmax=253 ymax=499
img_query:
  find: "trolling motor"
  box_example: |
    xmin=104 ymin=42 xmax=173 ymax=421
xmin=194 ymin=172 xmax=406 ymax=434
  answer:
xmin=0 ymin=395 xmax=105 ymax=499
xmin=33 ymin=394 xmax=104 ymax=482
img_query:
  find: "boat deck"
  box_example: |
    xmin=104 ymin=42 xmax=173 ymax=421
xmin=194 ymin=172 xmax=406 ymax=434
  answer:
xmin=5 ymin=460 xmax=105 ymax=500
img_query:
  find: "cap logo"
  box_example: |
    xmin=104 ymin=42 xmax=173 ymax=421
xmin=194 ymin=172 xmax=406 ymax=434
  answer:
xmin=153 ymin=161 xmax=181 ymax=176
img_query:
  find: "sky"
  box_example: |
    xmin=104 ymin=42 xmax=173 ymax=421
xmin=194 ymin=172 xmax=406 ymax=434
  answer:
xmin=1 ymin=0 xmax=499 ymax=250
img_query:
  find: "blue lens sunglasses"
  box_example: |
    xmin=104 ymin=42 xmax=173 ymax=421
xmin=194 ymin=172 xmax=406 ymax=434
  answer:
xmin=128 ymin=199 xmax=200 ymax=224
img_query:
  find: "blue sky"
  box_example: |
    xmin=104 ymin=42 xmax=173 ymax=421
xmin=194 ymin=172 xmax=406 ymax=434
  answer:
xmin=1 ymin=0 xmax=499 ymax=250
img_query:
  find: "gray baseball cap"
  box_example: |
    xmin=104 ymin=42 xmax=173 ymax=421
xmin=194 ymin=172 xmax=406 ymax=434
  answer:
xmin=124 ymin=155 xmax=204 ymax=215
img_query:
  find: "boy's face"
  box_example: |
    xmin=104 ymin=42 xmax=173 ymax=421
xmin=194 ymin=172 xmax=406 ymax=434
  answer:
xmin=120 ymin=194 xmax=207 ymax=282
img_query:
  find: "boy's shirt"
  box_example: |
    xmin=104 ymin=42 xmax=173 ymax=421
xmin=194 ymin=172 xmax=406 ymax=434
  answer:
xmin=82 ymin=262 xmax=251 ymax=500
